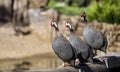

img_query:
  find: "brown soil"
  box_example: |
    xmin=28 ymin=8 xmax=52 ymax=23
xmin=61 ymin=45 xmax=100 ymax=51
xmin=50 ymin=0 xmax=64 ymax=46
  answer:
xmin=0 ymin=23 xmax=54 ymax=59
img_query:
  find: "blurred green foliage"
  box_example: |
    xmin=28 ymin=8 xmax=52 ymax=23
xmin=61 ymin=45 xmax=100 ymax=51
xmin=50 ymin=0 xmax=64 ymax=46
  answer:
xmin=47 ymin=0 xmax=120 ymax=24
xmin=46 ymin=0 xmax=80 ymax=15
xmin=87 ymin=0 xmax=120 ymax=24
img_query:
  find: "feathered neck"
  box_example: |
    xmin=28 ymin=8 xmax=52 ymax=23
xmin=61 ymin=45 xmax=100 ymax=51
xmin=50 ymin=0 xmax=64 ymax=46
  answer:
xmin=83 ymin=16 xmax=88 ymax=25
xmin=54 ymin=27 xmax=59 ymax=37
xmin=69 ymin=27 xmax=76 ymax=35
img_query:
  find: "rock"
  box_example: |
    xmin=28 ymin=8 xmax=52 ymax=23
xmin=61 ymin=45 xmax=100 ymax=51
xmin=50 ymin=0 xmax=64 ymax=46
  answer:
xmin=13 ymin=0 xmax=29 ymax=11
xmin=106 ymin=56 xmax=120 ymax=69
xmin=114 ymin=25 xmax=120 ymax=31
xmin=116 ymin=34 xmax=120 ymax=42
xmin=30 ymin=0 xmax=49 ymax=8
xmin=28 ymin=9 xmax=58 ymax=23
xmin=93 ymin=20 xmax=103 ymax=30
xmin=0 ymin=0 xmax=12 ymax=22
xmin=43 ymin=9 xmax=59 ymax=21
xmin=13 ymin=0 xmax=49 ymax=10
xmin=28 ymin=9 xmax=44 ymax=23
xmin=0 ymin=0 xmax=29 ymax=23
xmin=28 ymin=9 xmax=59 ymax=40
xmin=0 ymin=0 xmax=11 ymax=7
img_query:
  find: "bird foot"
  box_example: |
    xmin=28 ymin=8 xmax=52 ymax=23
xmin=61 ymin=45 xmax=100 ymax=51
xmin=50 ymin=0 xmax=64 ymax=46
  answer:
xmin=75 ymin=59 xmax=80 ymax=65
xmin=58 ymin=63 xmax=65 ymax=68
xmin=93 ymin=50 xmax=98 ymax=56
xmin=58 ymin=63 xmax=69 ymax=68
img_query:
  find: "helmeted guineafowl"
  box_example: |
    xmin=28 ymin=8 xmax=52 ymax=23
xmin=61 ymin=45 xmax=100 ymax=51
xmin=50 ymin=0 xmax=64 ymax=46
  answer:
xmin=65 ymin=19 xmax=94 ymax=64
xmin=81 ymin=11 xmax=108 ymax=55
xmin=51 ymin=20 xmax=76 ymax=67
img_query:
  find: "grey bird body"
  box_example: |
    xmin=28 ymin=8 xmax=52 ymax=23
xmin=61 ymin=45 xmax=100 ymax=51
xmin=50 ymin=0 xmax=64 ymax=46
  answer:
xmin=65 ymin=21 xmax=94 ymax=63
xmin=83 ymin=26 xmax=103 ymax=50
xmin=52 ymin=36 xmax=76 ymax=63
xmin=51 ymin=21 xmax=76 ymax=66
xmin=69 ymin=33 xmax=91 ymax=62
xmin=81 ymin=12 xmax=108 ymax=53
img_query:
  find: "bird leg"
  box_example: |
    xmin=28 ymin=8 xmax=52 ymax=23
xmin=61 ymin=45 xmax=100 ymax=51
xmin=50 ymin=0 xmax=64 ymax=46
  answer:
xmin=94 ymin=49 xmax=97 ymax=56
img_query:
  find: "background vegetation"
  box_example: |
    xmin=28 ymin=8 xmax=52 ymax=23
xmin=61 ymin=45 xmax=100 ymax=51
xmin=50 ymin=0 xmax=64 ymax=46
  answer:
xmin=46 ymin=0 xmax=120 ymax=25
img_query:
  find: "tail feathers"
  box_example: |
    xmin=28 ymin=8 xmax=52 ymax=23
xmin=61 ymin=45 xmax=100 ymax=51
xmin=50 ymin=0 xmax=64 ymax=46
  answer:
xmin=101 ymin=34 xmax=108 ymax=53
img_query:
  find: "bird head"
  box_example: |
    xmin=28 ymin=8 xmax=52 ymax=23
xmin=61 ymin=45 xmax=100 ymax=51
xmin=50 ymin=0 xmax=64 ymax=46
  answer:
xmin=80 ymin=11 xmax=87 ymax=23
xmin=64 ymin=18 xmax=72 ymax=30
xmin=65 ymin=22 xmax=72 ymax=30
xmin=51 ymin=20 xmax=59 ymax=31
xmin=81 ymin=11 xmax=86 ymax=18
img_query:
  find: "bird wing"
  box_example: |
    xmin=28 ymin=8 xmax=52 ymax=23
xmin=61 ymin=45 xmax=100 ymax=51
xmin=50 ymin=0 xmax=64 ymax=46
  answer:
xmin=83 ymin=26 xmax=104 ymax=50
xmin=69 ymin=35 xmax=89 ymax=60
xmin=52 ymin=36 xmax=75 ymax=62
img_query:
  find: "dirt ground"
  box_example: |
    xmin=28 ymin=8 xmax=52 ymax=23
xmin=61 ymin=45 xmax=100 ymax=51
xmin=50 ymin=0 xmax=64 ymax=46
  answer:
xmin=0 ymin=23 xmax=54 ymax=59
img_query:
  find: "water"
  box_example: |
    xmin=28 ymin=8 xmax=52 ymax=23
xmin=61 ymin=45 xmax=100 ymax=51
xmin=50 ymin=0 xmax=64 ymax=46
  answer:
xmin=0 ymin=53 xmax=62 ymax=71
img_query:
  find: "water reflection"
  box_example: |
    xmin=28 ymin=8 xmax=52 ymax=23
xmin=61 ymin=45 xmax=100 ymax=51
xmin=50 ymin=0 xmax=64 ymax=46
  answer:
xmin=0 ymin=53 xmax=62 ymax=71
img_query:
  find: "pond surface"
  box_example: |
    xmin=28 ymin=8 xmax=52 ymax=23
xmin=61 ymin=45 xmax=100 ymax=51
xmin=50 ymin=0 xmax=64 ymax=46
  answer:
xmin=0 ymin=52 xmax=62 ymax=71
